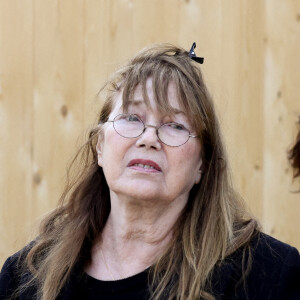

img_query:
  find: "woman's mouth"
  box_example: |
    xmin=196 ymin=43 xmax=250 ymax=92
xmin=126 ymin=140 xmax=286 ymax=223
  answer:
xmin=127 ymin=159 xmax=162 ymax=172
xmin=132 ymin=163 xmax=156 ymax=169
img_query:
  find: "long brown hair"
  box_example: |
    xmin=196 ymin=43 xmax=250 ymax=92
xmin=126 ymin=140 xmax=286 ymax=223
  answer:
xmin=20 ymin=44 xmax=258 ymax=300
xmin=289 ymin=120 xmax=300 ymax=179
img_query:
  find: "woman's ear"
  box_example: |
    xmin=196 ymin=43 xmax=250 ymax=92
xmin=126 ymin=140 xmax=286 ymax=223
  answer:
xmin=194 ymin=169 xmax=202 ymax=185
xmin=96 ymin=136 xmax=103 ymax=167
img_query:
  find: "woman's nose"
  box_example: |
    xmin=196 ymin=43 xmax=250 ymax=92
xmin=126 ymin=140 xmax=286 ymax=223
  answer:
xmin=135 ymin=125 xmax=162 ymax=150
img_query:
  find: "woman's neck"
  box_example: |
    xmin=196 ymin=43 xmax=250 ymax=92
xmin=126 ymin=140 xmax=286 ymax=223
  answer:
xmin=86 ymin=192 xmax=187 ymax=280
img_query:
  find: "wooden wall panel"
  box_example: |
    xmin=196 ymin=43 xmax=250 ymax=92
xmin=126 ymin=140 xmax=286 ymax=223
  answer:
xmin=0 ymin=0 xmax=34 ymax=264
xmin=0 ymin=0 xmax=299 ymax=266
xmin=32 ymin=0 xmax=85 ymax=218
xmin=263 ymin=0 xmax=300 ymax=246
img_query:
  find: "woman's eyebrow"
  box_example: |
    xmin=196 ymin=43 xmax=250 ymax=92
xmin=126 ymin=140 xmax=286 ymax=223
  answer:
xmin=165 ymin=107 xmax=186 ymax=116
xmin=128 ymin=99 xmax=144 ymax=106
xmin=172 ymin=108 xmax=185 ymax=115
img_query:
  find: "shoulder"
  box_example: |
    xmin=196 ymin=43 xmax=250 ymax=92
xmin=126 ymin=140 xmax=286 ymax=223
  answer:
xmin=249 ymin=233 xmax=300 ymax=281
xmin=250 ymin=232 xmax=299 ymax=267
xmin=0 ymin=243 xmax=36 ymax=300
xmin=252 ymin=232 xmax=299 ymax=254
xmin=212 ymin=232 xmax=300 ymax=300
xmin=249 ymin=233 xmax=300 ymax=299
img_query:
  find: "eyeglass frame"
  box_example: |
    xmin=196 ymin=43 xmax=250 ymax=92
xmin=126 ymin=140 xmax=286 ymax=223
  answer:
xmin=105 ymin=113 xmax=199 ymax=147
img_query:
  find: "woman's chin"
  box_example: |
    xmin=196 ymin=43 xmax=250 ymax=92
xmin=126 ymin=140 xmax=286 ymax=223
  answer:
xmin=124 ymin=188 xmax=164 ymax=202
xmin=111 ymin=184 xmax=168 ymax=204
xmin=109 ymin=177 xmax=165 ymax=198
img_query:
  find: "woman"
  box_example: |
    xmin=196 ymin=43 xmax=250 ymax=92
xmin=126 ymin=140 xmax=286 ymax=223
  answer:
xmin=1 ymin=43 xmax=299 ymax=300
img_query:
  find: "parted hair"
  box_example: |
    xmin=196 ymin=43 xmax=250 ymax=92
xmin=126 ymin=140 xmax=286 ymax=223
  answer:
xmin=20 ymin=44 xmax=258 ymax=300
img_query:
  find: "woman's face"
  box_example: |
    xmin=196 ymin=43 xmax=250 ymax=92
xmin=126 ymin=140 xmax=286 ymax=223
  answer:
xmin=97 ymin=78 xmax=202 ymax=206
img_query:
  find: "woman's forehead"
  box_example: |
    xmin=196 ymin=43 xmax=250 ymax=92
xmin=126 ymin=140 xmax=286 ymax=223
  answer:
xmin=111 ymin=91 xmax=183 ymax=116
xmin=109 ymin=78 xmax=195 ymax=123
xmin=130 ymin=79 xmax=183 ymax=112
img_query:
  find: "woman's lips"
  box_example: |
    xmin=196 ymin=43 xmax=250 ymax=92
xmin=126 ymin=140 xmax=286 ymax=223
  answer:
xmin=127 ymin=159 xmax=162 ymax=172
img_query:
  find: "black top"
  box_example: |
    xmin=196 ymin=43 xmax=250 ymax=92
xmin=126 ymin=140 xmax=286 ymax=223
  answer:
xmin=77 ymin=271 xmax=150 ymax=300
xmin=1 ymin=233 xmax=300 ymax=299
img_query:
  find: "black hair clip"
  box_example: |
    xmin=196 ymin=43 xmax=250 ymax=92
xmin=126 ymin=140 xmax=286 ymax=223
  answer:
xmin=188 ymin=42 xmax=204 ymax=64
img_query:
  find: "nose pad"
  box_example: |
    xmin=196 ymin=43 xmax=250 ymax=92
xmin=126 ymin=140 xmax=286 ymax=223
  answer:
xmin=135 ymin=126 xmax=162 ymax=150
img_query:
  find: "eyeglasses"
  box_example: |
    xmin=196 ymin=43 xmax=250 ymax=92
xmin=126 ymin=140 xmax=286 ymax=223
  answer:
xmin=106 ymin=114 xmax=198 ymax=147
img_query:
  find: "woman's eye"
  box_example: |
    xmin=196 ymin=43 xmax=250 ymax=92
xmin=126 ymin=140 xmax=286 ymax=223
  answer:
xmin=168 ymin=123 xmax=185 ymax=131
xmin=126 ymin=114 xmax=140 ymax=122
